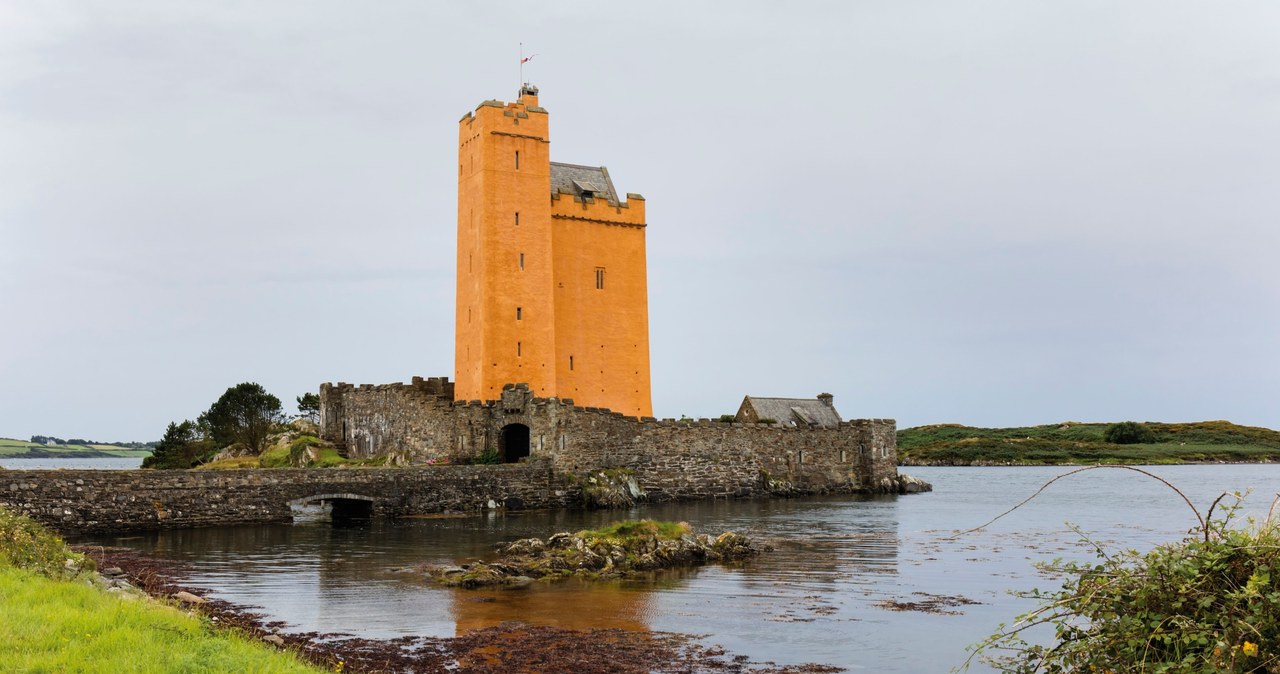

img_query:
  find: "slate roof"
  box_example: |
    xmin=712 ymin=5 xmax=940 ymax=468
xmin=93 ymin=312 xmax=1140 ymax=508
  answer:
xmin=550 ymin=162 xmax=620 ymax=204
xmin=739 ymin=396 xmax=843 ymax=428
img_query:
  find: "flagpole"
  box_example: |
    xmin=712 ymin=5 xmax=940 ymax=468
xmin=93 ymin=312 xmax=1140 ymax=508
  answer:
xmin=519 ymin=42 xmax=524 ymax=93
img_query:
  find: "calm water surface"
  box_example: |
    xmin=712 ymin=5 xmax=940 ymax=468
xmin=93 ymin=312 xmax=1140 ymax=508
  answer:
xmin=77 ymin=465 xmax=1280 ymax=672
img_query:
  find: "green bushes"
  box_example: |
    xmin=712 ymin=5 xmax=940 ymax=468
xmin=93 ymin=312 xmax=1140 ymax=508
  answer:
xmin=1105 ymin=420 xmax=1155 ymax=444
xmin=141 ymin=420 xmax=218 ymax=469
xmin=0 ymin=506 xmax=88 ymax=578
xmin=972 ymin=500 xmax=1280 ymax=672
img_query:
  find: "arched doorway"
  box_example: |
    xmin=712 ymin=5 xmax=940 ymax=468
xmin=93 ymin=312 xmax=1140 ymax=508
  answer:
xmin=499 ymin=423 xmax=531 ymax=463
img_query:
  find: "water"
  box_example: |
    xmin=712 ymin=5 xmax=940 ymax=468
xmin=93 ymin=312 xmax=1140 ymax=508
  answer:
xmin=77 ymin=465 xmax=1280 ymax=672
xmin=0 ymin=456 xmax=144 ymax=470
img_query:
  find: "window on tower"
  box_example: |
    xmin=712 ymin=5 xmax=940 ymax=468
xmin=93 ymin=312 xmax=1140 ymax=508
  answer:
xmin=519 ymin=253 xmax=524 ymax=270
xmin=514 ymin=212 xmax=519 ymax=226
xmin=595 ymin=267 xmax=605 ymax=290
xmin=515 ymin=151 xmax=520 ymax=170
xmin=516 ymin=307 xmax=522 ymax=320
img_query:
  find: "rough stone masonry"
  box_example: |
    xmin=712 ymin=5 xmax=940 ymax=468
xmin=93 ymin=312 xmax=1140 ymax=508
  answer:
xmin=320 ymin=378 xmax=909 ymax=501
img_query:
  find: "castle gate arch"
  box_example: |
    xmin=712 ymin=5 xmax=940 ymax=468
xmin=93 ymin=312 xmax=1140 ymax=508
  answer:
xmin=499 ymin=424 xmax=531 ymax=463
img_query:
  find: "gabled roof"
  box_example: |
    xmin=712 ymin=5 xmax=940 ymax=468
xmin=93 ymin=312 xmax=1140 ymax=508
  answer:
xmin=740 ymin=396 xmax=843 ymax=428
xmin=550 ymin=162 xmax=620 ymax=204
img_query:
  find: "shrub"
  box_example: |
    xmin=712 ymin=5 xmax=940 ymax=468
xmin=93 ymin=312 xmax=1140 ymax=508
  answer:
xmin=1104 ymin=420 xmax=1155 ymax=444
xmin=718 ymin=415 xmax=737 ymax=423
xmin=971 ymin=498 xmax=1280 ymax=672
xmin=0 ymin=506 xmax=89 ymax=578
xmin=474 ymin=447 xmax=500 ymax=465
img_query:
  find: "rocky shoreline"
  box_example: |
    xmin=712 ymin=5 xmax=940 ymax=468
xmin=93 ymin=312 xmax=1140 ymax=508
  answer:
xmin=74 ymin=544 xmax=842 ymax=674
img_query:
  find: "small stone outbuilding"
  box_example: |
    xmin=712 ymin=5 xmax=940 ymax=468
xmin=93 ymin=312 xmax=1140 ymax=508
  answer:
xmin=735 ymin=393 xmax=842 ymax=428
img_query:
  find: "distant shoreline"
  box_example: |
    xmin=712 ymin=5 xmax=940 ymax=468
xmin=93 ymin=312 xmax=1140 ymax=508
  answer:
xmin=901 ymin=459 xmax=1279 ymax=467
xmin=898 ymin=421 xmax=1280 ymax=467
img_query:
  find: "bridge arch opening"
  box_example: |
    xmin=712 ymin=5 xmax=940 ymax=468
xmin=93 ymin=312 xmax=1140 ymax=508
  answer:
xmin=329 ymin=498 xmax=374 ymax=522
xmin=288 ymin=493 xmax=377 ymax=525
xmin=499 ymin=423 xmax=530 ymax=463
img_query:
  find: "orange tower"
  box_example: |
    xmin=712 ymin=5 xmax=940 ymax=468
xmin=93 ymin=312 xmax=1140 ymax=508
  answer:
xmin=455 ymin=85 xmax=652 ymax=417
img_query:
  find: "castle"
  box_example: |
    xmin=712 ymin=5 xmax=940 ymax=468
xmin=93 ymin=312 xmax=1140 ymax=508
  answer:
xmin=318 ymin=87 xmax=910 ymax=499
xmin=455 ymin=84 xmax=651 ymax=417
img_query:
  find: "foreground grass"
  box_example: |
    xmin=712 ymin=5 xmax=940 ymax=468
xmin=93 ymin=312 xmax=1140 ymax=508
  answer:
xmin=899 ymin=420 xmax=1280 ymax=465
xmin=0 ymin=568 xmax=324 ymax=674
xmin=0 ymin=506 xmax=324 ymax=673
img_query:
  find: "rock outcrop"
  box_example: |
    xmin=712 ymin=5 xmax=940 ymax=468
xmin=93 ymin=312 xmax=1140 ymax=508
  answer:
xmin=420 ymin=520 xmax=766 ymax=588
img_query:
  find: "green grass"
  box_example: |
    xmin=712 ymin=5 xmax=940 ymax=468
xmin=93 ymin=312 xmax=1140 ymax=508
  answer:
xmin=581 ymin=519 xmax=691 ymax=543
xmin=0 ymin=505 xmax=325 ymax=673
xmin=200 ymin=436 xmax=350 ymax=470
xmin=898 ymin=421 xmax=1280 ymax=465
xmin=0 ymin=567 xmax=325 ymax=673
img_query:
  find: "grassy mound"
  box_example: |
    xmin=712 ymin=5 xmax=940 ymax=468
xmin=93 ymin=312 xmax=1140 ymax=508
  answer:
xmin=898 ymin=421 xmax=1280 ymax=465
xmin=199 ymin=434 xmax=363 ymax=470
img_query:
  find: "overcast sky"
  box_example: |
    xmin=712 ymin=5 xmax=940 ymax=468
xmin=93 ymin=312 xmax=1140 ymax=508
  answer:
xmin=2 ymin=1 xmax=1277 ymax=442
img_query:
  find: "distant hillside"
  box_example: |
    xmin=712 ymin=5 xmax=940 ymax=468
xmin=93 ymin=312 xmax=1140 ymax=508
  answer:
xmin=0 ymin=438 xmax=153 ymax=460
xmin=897 ymin=421 xmax=1280 ymax=465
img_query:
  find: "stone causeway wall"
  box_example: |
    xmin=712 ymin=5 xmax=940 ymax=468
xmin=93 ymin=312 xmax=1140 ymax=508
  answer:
xmin=2 ymin=462 xmax=571 ymax=535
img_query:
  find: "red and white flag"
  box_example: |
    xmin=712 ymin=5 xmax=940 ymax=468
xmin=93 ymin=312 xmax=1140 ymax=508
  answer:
xmin=521 ymin=54 xmax=538 ymax=64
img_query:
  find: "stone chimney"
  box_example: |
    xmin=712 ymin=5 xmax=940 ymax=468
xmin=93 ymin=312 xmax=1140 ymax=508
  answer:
xmin=817 ymin=392 xmax=834 ymax=408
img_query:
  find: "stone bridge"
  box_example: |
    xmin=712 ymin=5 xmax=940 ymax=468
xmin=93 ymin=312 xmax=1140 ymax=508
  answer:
xmin=2 ymin=463 xmax=572 ymax=535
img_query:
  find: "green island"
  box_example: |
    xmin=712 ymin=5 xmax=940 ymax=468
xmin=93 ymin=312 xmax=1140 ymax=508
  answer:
xmin=0 ymin=505 xmax=324 ymax=673
xmin=898 ymin=420 xmax=1280 ymax=465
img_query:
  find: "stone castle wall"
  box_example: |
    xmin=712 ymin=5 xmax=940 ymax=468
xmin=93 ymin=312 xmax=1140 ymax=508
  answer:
xmin=320 ymin=378 xmax=901 ymax=499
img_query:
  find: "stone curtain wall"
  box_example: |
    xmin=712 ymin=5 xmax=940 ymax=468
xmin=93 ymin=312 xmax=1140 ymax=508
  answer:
xmin=589 ymin=418 xmax=897 ymax=499
xmin=320 ymin=379 xmax=900 ymax=500
xmin=2 ymin=463 xmax=570 ymax=535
